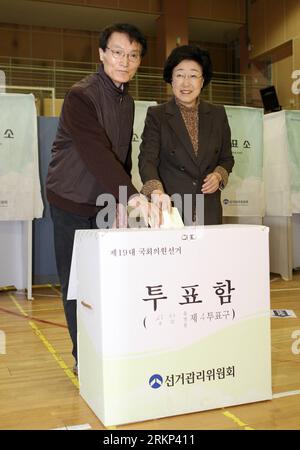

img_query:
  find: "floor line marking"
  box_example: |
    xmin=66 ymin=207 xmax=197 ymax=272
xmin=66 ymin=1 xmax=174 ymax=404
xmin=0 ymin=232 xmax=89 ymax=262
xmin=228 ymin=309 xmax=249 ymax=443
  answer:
xmin=13 ymin=292 xmax=58 ymax=298
xmin=0 ymin=306 xmax=67 ymax=328
xmin=50 ymin=285 xmax=62 ymax=296
xmin=14 ymin=307 xmax=63 ymax=313
xmin=273 ymin=390 xmax=300 ymax=399
xmin=9 ymin=294 xmax=78 ymax=389
xmin=222 ymin=410 xmax=254 ymax=430
xmin=271 ymin=287 xmax=300 ymax=292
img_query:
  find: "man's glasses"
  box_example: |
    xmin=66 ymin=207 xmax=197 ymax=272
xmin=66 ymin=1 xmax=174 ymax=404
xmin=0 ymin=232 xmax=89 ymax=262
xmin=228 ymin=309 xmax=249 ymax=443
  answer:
xmin=106 ymin=47 xmax=141 ymax=63
xmin=173 ymin=73 xmax=203 ymax=82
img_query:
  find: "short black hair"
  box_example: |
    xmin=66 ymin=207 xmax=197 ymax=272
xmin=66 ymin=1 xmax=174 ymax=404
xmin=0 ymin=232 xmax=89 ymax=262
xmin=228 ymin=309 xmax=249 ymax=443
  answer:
xmin=99 ymin=23 xmax=147 ymax=57
xmin=163 ymin=45 xmax=213 ymax=87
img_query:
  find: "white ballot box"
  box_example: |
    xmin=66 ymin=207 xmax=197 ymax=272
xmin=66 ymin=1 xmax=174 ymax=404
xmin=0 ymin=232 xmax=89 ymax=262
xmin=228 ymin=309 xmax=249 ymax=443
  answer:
xmin=71 ymin=225 xmax=272 ymax=426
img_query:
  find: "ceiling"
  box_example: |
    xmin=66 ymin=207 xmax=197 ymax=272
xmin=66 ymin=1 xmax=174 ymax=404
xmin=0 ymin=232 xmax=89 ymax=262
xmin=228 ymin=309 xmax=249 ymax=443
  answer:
xmin=0 ymin=0 xmax=241 ymax=43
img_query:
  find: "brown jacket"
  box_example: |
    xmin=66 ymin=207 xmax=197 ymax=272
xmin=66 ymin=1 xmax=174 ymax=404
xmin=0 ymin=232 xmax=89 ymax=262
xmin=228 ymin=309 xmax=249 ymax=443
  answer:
xmin=139 ymin=98 xmax=234 ymax=225
xmin=46 ymin=64 xmax=138 ymax=216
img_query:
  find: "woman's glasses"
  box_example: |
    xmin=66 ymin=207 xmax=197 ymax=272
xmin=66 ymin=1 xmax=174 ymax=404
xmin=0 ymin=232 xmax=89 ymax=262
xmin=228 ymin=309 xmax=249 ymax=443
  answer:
xmin=173 ymin=73 xmax=203 ymax=82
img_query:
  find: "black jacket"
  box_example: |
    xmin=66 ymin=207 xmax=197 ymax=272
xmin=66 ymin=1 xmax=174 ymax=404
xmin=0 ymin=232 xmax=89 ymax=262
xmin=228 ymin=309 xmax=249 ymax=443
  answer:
xmin=139 ymin=98 xmax=234 ymax=225
xmin=47 ymin=64 xmax=138 ymax=217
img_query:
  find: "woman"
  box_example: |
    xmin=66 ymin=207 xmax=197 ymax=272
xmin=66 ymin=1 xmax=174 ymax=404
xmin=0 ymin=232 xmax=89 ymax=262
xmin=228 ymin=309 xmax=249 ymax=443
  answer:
xmin=138 ymin=45 xmax=234 ymax=225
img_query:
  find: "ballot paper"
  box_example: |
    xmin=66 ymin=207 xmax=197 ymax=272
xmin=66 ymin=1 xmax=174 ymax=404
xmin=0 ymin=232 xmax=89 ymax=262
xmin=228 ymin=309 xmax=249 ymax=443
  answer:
xmin=148 ymin=207 xmax=184 ymax=229
xmin=160 ymin=207 xmax=184 ymax=229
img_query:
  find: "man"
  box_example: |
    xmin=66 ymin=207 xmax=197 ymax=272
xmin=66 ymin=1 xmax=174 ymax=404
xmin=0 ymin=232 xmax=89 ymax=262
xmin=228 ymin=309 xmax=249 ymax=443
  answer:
xmin=46 ymin=23 xmax=156 ymax=374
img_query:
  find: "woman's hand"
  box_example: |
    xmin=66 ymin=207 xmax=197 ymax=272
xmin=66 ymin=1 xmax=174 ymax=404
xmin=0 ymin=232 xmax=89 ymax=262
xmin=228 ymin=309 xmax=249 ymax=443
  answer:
xmin=201 ymin=172 xmax=222 ymax=194
xmin=150 ymin=190 xmax=172 ymax=213
xmin=150 ymin=190 xmax=172 ymax=226
xmin=128 ymin=194 xmax=161 ymax=228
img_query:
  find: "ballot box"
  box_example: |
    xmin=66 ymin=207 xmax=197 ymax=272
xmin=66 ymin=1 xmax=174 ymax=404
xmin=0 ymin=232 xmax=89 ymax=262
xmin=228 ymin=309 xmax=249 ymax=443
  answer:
xmin=71 ymin=225 xmax=272 ymax=426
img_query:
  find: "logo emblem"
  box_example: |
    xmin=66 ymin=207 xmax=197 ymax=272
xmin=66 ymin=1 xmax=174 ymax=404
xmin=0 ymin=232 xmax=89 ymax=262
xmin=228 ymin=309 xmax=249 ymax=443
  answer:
xmin=149 ymin=374 xmax=163 ymax=389
xmin=223 ymin=198 xmax=229 ymax=205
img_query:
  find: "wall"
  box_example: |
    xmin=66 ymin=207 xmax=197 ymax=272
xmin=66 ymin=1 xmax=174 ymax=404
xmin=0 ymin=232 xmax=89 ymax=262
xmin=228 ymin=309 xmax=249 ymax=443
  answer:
xmin=249 ymin=0 xmax=300 ymax=109
xmin=190 ymin=41 xmax=232 ymax=73
xmin=0 ymin=24 xmax=157 ymax=67
xmin=34 ymin=0 xmax=161 ymax=13
xmin=0 ymin=22 xmax=230 ymax=71
xmin=33 ymin=0 xmax=245 ymax=22
xmin=271 ymin=42 xmax=294 ymax=109
xmin=189 ymin=0 xmax=245 ymax=23
xmin=0 ymin=0 xmax=242 ymax=92
xmin=249 ymin=0 xmax=300 ymax=57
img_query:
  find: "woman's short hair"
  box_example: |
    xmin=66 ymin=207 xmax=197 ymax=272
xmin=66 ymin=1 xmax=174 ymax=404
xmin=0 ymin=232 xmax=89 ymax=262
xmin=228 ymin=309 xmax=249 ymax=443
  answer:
xmin=163 ymin=45 xmax=213 ymax=87
xmin=99 ymin=23 xmax=147 ymax=57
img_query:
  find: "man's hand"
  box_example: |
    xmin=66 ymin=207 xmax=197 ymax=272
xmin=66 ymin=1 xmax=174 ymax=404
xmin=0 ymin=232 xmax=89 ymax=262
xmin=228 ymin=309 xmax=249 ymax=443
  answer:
xmin=112 ymin=202 xmax=128 ymax=228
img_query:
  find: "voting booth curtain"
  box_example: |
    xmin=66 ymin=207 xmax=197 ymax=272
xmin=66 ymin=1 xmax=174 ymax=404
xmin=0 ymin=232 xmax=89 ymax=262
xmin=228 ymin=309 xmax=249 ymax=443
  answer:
xmin=0 ymin=93 xmax=43 ymax=220
xmin=0 ymin=93 xmax=43 ymax=292
xmin=222 ymin=106 xmax=264 ymax=218
xmin=263 ymin=110 xmax=300 ymax=279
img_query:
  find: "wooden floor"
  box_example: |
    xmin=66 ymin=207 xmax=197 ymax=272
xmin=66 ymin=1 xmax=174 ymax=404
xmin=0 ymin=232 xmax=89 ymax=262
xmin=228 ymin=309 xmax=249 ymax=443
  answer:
xmin=0 ymin=273 xmax=299 ymax=430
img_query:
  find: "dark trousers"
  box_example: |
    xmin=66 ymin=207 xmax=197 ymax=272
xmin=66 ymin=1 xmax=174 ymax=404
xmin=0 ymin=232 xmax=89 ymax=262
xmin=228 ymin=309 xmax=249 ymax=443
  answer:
xmin=50 ymin=204 xmax=98 ymax=362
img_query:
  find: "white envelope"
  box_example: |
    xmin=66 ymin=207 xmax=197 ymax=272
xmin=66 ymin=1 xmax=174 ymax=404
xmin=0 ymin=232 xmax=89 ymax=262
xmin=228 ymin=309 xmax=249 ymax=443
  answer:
xmin=159 ymin=207 xmax=184 ymax=229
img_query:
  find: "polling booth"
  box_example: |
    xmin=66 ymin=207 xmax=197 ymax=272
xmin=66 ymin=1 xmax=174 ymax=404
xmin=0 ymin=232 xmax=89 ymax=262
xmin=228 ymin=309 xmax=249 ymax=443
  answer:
xmin=263 ymin=110 xmax=300 ymax=280
xmin=0 ymin=93 xmax=43 ymax=298
xmin=69 ymin=225 xmax=272 ymax=426
xmin=216 ymin=106 xmax=300 ymax=280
